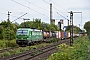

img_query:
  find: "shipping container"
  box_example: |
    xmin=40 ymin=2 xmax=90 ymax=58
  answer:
xmin=61 ymin=32 xmax=64 ymax=39
xmin=64 ymin=32 xmax=66 ymax=38
xmin=56 ymin=31 xmax=59 ymax=38
xmin=58 ymin=31 xmax=61 ymax=38
xmin=55 ymin=31 xmax=61 ymax=39
xmin=52 ymin=32 xmax=56 ymax=38
xmin=50 ymin=31 xmax=52 ymax=38
xmin=66 ymin=32 xmax=68 ymax=38
xmin=68 ymin=32 xmax=70 ymax=38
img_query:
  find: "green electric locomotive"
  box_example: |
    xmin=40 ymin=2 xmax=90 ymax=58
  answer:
xmin=16 ymin=28 xmax=43 ymax=46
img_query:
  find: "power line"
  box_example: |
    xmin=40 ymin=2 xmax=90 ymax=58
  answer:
xmin=0 ymin=7 xmax=26 ymax=17
xmin=53 ymin=6 xmax=68 ymax=17
xmin=43 ymin=0 xmax=50 ymax=4
xmin=56 ymin=12 xmax=69 ymax=20
xmin=24 ymin=0 xmax=48 ymax=11
xmin=11 ymin=0 xmax=49 ymax=18
xmin=11 ymin=13 xmax=27 ymax=23
xmin=0 ymin=12 xmax=7 ymax=15
xmin=43 ymin=0 xmax=68 ymax=17
xmin=0 ymin=7 xmax=9 ymax=11
xmin=0 ymin=11 xmax=23 ymax=19
xmin=50 ymin=0 xmax=68 ymax=12
xmin=0 ymin=10 xmax=34 ymax=22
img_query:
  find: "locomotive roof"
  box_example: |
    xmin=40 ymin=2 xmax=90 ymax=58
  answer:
xmin=17 ymin=28 xmax=42 ymax=31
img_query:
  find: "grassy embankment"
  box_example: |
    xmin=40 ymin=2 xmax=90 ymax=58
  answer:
xmin=47 ymin=36 xmax=90 ymax=60
xmin=0 ymin=38 xmax=59 ymax=58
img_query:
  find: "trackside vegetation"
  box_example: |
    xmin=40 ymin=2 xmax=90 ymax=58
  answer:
xmin=47 ymin=36 xmax=90 ymax=60
xmin=0 ymin=40 xmax=18 ymax=49
xmin=0 ymin=38 xmax=58 ymax=58
xmin=0 ymin=43 xmax=48 ymax=58
xmin=0 ymin=38 xmax=58 ymax=49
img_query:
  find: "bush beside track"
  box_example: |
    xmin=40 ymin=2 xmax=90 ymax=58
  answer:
xmin=47 ymin=36 xmax=90 ymax=60
xmin=0 ymin=40 xmax=18 ymax=49
xmin=0 ymin=38 xmax=58 ymax=49
xmin=0 ymin=38 xmax=59 ymax=58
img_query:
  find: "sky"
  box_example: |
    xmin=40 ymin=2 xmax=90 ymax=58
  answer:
xmin=0 ymin=0 xmax=90 ymax=30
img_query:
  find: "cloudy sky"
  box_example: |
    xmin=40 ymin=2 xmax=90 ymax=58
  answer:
xmin=0 ymin=0 xmax=90 ymax=29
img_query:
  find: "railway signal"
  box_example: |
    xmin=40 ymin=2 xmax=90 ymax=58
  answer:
xmin=70 ymin=11 xmax=73 ymax=46
xmin=68 ymin=11 xmax=82 ymax=46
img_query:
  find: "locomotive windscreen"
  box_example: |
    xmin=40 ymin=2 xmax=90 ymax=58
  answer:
xmin=17 ymin=30 xmax=28 ymax=35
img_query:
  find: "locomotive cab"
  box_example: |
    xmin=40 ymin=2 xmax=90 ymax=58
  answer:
xmin=16 ymin=29 xmax=29 ymax=45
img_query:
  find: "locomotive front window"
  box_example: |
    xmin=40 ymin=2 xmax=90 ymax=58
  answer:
xmin=17 ymin=30 xmax=28 ymax=35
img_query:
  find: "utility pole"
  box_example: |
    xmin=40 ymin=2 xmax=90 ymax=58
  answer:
xmin=68 ymin=19 xmax=69 ymax=26
xmin=8 ymin=11 xmax=12 ymax=21
xmin=7 ymin=11 xmax=11 ymax=47
xmin=68 ymin=11 xmax=82 ymax=46
xmin=7 ymin=11 xmax=11 ymax=40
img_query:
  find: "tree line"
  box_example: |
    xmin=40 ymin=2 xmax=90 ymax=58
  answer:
xmin=0 ymin=18 xmax=85 ymax=40
xmin=84 ymin=21 xmax=90 ymax=35
xmin=0 ymin=18 xmax=59 ymax=40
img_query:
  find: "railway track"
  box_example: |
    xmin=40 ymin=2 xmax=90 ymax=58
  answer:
xmin=0 ymin=39 xmax=70 ymax=60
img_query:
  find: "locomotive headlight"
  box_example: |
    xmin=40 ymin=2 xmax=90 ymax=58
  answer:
xmin=27 ymin=38 xmax=29 ymax=40
xmin=21 ymin=38 xmax=23 ymax=40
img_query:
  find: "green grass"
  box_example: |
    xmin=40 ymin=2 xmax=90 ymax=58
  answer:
xmin=47 ymin=36 xmax=90 ymax=60
xmin=0 ymin=42 xmax=52 ymax=58
xmin=0 ymin=38 xmax=60 ymax=58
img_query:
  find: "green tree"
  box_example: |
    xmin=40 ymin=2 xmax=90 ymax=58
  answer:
xmin=42 ymin=22 xmax=50 ymax=30
xmin=65 ymin=25 xmax=81 ymax=33
xmin=19 ymin=18 xmax=42 ymax=29
xmin=20 ymin=18 xmax=59 ymax=31
xmin=0 ymin=26 xmax=3 ymax=39
xmin=84 ymin=21 xmax=90 ymax=35
xmin=49 ymin=24 xmax=59 ymax=31
xmin=0 ymin=20 xmax=18 ymax=40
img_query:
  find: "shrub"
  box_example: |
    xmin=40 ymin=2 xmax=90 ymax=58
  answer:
xmin=50 ymin=38 xmax=59 ymax=43
xmin=47 ymin=36 xmax=90 ymax=60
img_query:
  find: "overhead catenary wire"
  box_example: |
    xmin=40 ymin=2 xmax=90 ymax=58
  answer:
xmin=11 ymin=13 xmax=27 ymax=23
xmin=53 ymin=6 xmax=68 ymax=17
xmin=0 ymin=7 xmax=34 ymax=19
xmin=50 ymin=0 xmax=68 ymax=13
xmin=0 ymin=11 xmax=24 ymax=19
xmin=43 ymin=0 xmax=68 ymax=18
xmin=0 ymin=12 xmax=7 ymax=15
xmin=0 ymin=8 xmax=34 ymax=23
xmin=43 ymin=0 xmax=50 ymax=4
xmin=56 ymin=12 xmax=69 ymax=20
xmin=11 ymin=0 xmax=49 ymax=18
xmin=24 ymin=0 xmax=48 ymax=11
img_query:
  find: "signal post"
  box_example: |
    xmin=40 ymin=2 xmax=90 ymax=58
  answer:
xmin=69 ymin=11 xmax=82 ymax=46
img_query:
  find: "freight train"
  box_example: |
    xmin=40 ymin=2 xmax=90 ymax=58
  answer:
xmin=16 ymin=28 xmax=79 ymax=46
